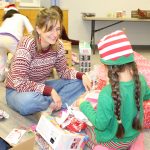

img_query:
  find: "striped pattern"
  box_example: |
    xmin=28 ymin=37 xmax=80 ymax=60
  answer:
xmin=97 ymin=30 xmax=133 ymax=61
xmin=6 ymin=35 xmax=78 ymax=94
xmin=85 ymin=126 xmax=136 ymax=150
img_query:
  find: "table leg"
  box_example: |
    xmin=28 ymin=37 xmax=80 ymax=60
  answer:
xmin=90 ymin=20 xmax=96 ymax=54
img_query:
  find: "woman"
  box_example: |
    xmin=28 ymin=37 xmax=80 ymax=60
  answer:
xmin=0 ymin=4 xmax=33 ymax=82
xmin=50 ymin=5 xmax=79 ymax=45
xmin=5 ymin=8 xmax=91 ymax=115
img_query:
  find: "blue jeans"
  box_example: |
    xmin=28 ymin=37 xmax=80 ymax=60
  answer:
xmin=6 ymin=79 xmax=85 ymax=115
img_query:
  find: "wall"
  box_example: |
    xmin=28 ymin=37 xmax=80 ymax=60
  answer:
xmin=59 ymin=0 xmax=150 ymax=45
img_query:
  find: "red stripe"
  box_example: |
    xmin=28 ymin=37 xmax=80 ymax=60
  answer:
xmin=5 ymin=4 xmax=16 ymax=8
xmin=99 ymin=38 xmax=128 ymax=50
xmin=102 ymin=139 xmax=134 ymax=149
xmin=104 ymin=31 xmax=124 ymax=41
xmin=100 ymin=45 xmax=132 ymax=60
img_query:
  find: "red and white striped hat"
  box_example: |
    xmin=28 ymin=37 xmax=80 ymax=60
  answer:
xmin=4 ymin=4 xmax=18 ymax=13
xmin=97 ymin=30 xmax=134 ymax=65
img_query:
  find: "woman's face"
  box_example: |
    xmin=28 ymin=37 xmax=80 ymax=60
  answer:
xmin=36 ymin=20 xmax=61 ymax=48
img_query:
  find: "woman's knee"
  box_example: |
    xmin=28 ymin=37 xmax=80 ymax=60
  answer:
xmin=71 ymin=79 xmax=85 ymax=90
xmin=7 ymin=92 xmax=49 ymax=115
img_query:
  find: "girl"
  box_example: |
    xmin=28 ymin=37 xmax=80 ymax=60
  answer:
xmin=0 ymin=4 xmax=33 ymax=81
xmin=77 ymin=30 xmax=150 ymax=150
xmin=5 ymin=8 xmax=91 ymax=115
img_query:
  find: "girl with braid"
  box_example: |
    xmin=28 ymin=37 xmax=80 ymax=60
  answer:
xmin=76 ymin=30 xmax=150 ymax=150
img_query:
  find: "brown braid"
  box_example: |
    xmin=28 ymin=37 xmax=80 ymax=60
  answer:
xmin=107 ymin=62 xmax=142 ymax=138
xmin=108 ymin=65 xmax=125 ymax=138
xmin=130 ymin=62 xmax=142 ymax=131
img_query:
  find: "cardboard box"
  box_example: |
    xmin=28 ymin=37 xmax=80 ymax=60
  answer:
xmin=36 ymin=115 xmax=87 ymax=150
xmin=62 ymin=40 xmax=72 ymax=67
xmin=10 ymin=134 xmax=35 ymax=150
xmin=79 ymin=42 xmax=91 ymax=55
xmin=0 ymin=131 xmax=35 ymax=150
xmin=131 ymin=10 xmax=150 ymax=19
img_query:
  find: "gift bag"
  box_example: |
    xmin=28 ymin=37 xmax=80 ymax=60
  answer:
xmin=95 ymin=79 xmax=107 ymax=90
xmin=129 ymin=133 xmax=144 ymax=150
xmin=134 ymin=51 xmax=150 ymax=86
xmin=143 ymin=100 xmax=150 ymax=129
xmin=93 ymin=145 xmax=116 ymax=150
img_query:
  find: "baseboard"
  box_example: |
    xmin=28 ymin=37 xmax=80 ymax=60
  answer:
xmin=132 ymin=45 xmax=150 ymax=50
xmin=90 ymin=45 xmax=150 ymax=49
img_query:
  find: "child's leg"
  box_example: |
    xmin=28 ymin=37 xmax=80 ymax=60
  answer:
xmin=85 ymin=126 xmax=98 ymax=149
xmin=0 ymin=35 xmax=18 ymax=81
xmin=85 ymin=125 xmax=137 ymax=150
xmin=0 ymin=48 xmax=7 ymax=81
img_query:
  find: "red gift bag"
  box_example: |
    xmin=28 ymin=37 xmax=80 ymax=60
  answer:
xmin=95 ymin=79 xmax=106 ymax=90
xmin=143 ymin=100 xmax=150 ymax=129
xmin=129 ymin=133 xmax=144 ymax=150
xmin=134 ymin=51 xmax=150 ymax=86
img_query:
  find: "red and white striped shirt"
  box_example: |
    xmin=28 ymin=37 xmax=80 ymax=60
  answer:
xmin=6 ymin=35 xmax=83 ymax=96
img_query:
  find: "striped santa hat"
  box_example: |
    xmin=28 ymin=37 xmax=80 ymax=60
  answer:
xmin=97 ymin=30 xmax=134 ymax=65
xmin=4 ymin=4 xmax=18 ymax=13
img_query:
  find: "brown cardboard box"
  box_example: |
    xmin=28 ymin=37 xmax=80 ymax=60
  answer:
xmin=62 ymin=40 xmax=72 ymax=67
xmin=0 ymin=133 xmax=35 ymax=150
xmin=131 ymin=10 xmax=150 ymax=19
xmin=10 ymin=134 xmax=35 ymax=150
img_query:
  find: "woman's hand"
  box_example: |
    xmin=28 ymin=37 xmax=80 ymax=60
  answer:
xmin=82 ymin=74 xmax=92 ymax=91
xmin=50 ymin=89 xmax=62 ymax=110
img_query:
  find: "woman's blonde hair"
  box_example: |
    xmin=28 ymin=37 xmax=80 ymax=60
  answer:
xmin=32 ymin=8 xmax=62 ymax=53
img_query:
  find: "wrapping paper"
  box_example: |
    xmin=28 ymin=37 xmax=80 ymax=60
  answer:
xmin=143 ymin=100 xmax=150 ymax=129
xmin=134 ymin=51 xmax=150 ymax=86
xmin=65 ymin=115 xmax=87 ymax=132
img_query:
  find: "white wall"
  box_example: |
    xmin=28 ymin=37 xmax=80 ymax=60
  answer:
xmin=59 ymin=0 xmax=150 ymax=45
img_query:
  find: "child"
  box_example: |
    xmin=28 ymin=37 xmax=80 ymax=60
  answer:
xmin=76 ymin=30 xmax=150 ymax=149
xmin=0 ymin=4 xmax=33 ymax=82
